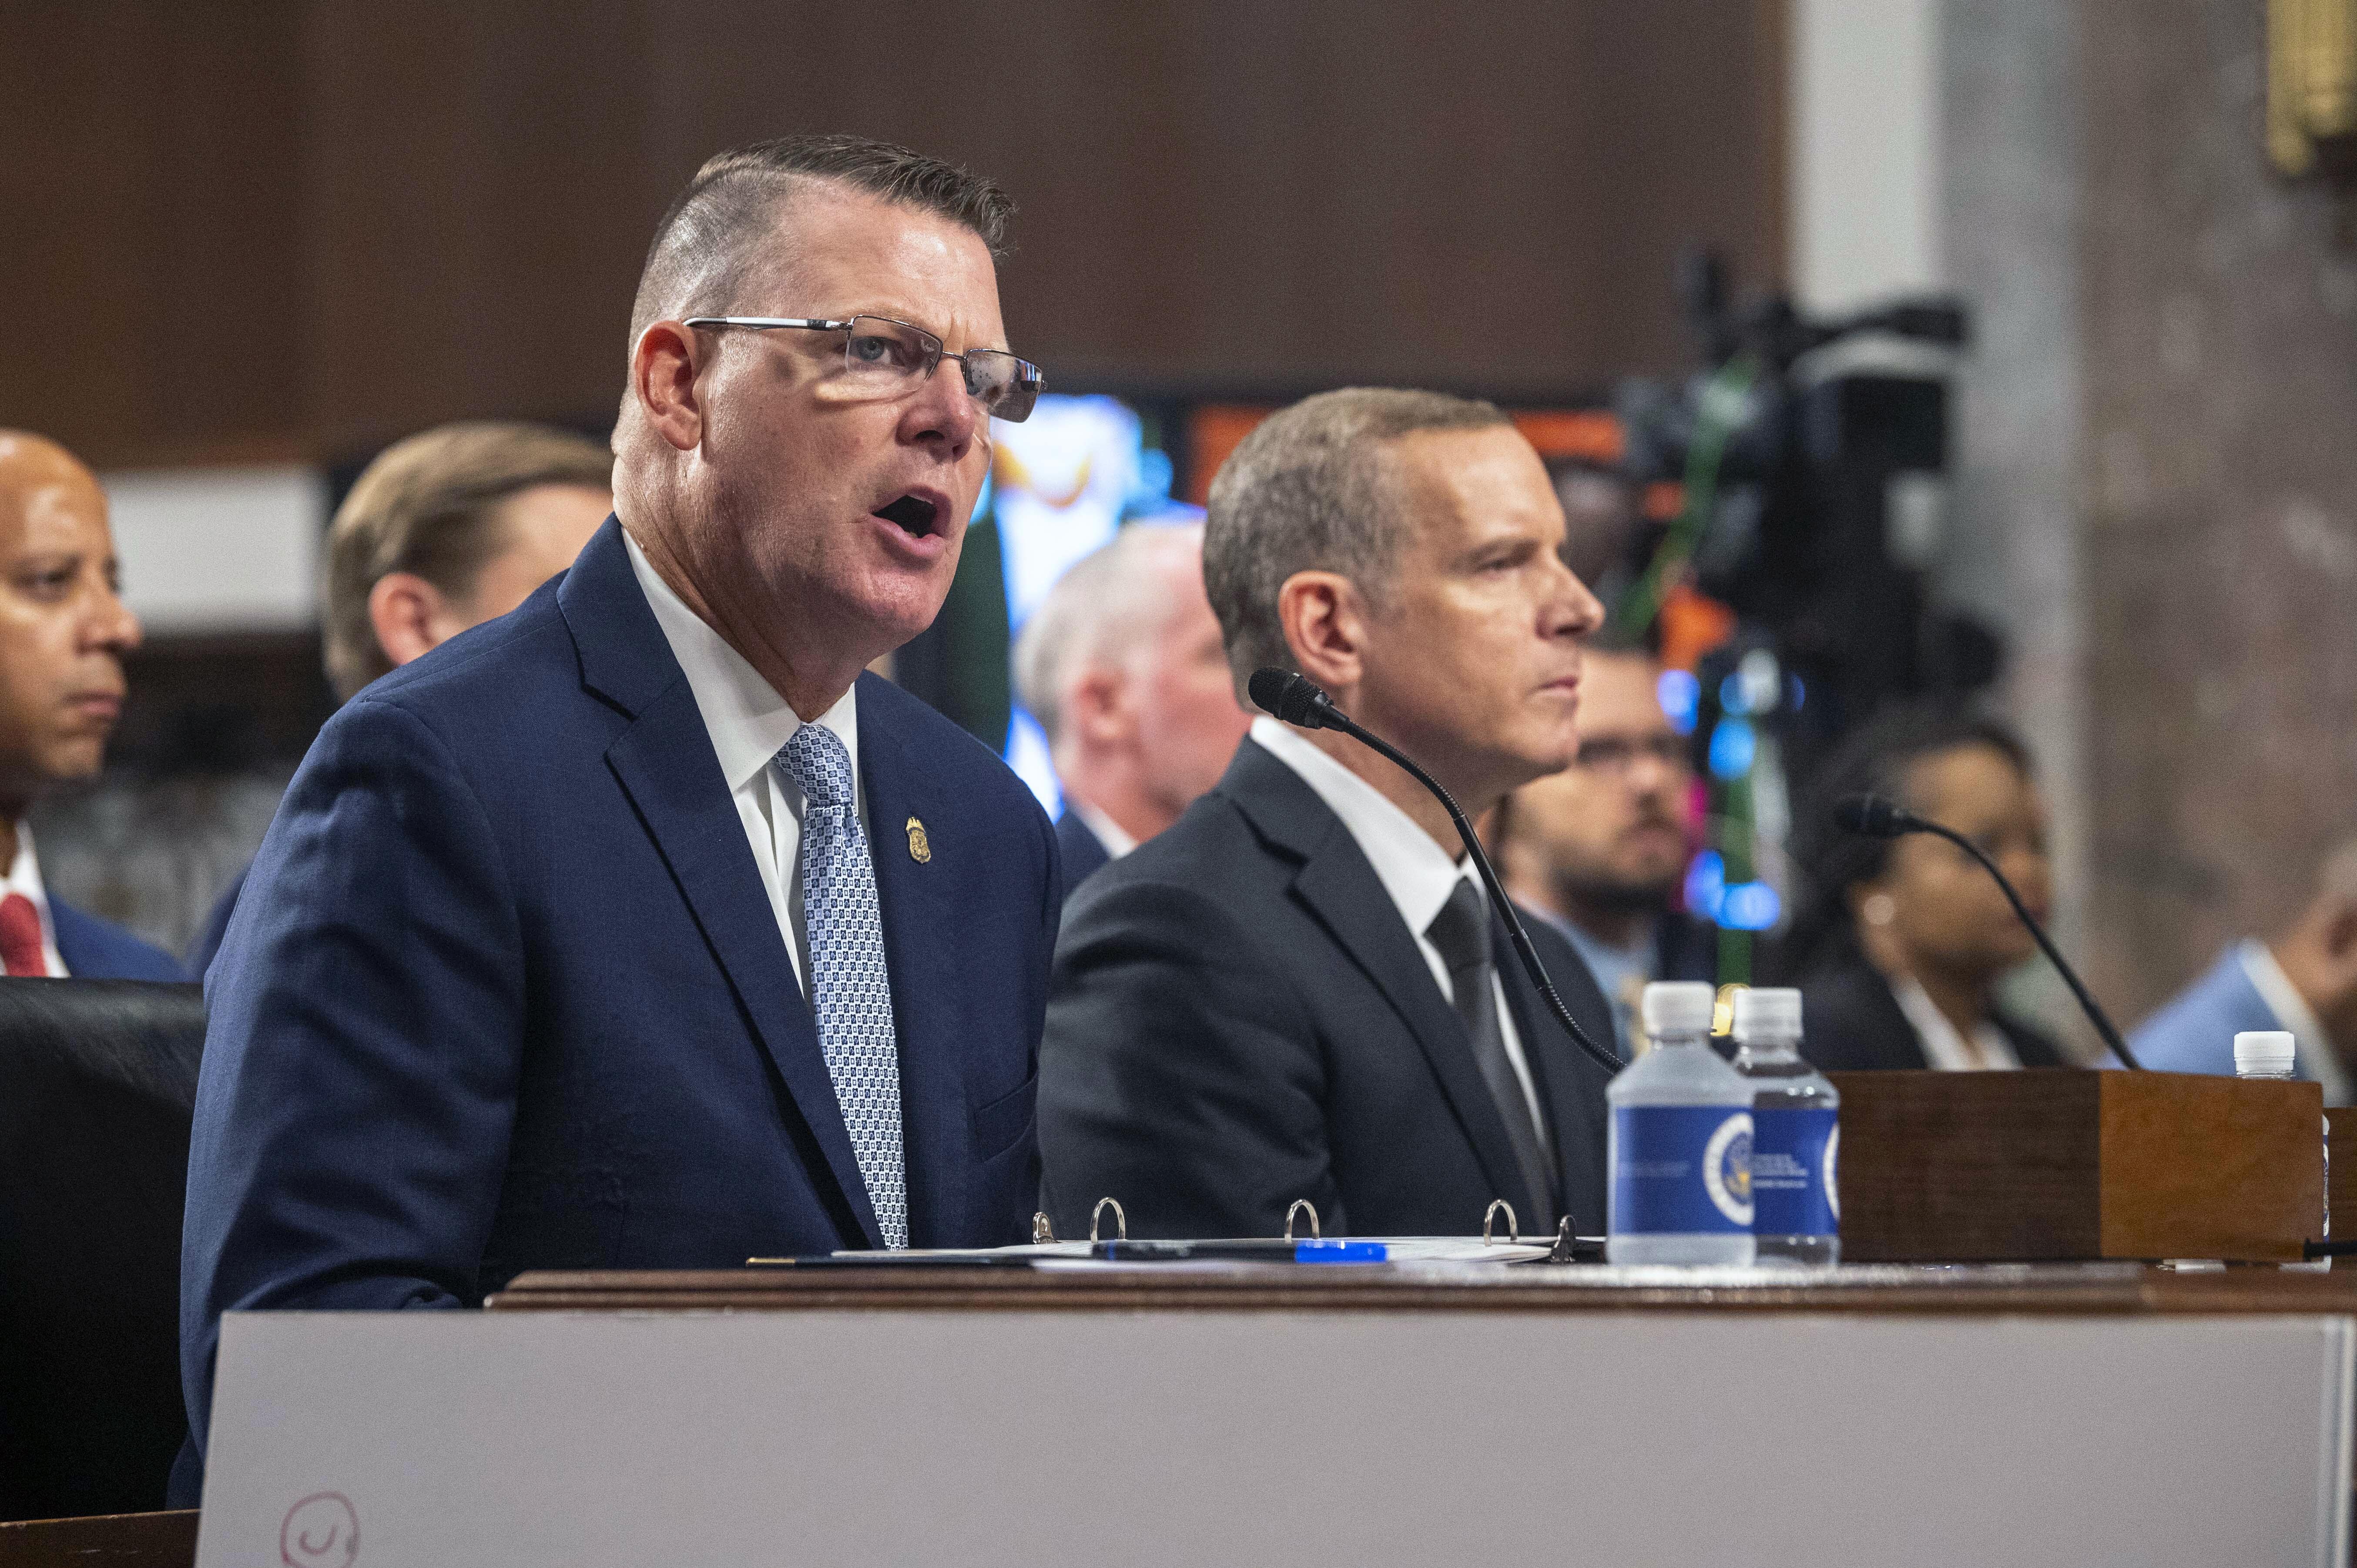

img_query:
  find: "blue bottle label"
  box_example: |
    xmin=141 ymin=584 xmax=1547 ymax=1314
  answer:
xmin=1610 ymin=1106 xmax=1753 ymax=1234
xmin=1750 ymin=1107 xmax=1838 ymax=1238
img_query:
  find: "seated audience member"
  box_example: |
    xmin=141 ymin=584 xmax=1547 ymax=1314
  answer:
xmin=2130 ymin=837 xmax=2357 ymax=1097
xmin=1495 ymin=635 xmax=1713 ymax=1053
xmin=1039 ymin=389 xmax=1621 ymax=1239
xmin=178 ymin=134 xmax=1056 ymax=1498
xmin=0 ymin=432 xmax=177 ymax=981
xmin=1780 ymin=707 xmax=2067 ymax=1071
xmin=186 ymin=422 xmax=612 ymax=973
xmin=1012 ymin=523 xmax=1250 ymax=896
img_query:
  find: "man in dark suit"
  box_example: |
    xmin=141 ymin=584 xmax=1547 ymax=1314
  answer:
xmin=1013 ymin=523 xmax=1249 ymax=900
xmin=178 ymin=135 xmax=1057 ymax=1492
xmin=0 ymin=432 xmax=179 ymax=982
xmin=1039 ymin=389 xmax=1620 ymax=1240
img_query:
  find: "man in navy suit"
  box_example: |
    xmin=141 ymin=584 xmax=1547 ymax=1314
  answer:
xmin=178 ymin=135 xmax=1057 ymax=1491
xmin=1012 ymin=523 xmax=1249 ymax=899
xmin=2131 ymin=838 xmax=2357 ymax=1097
xmin=0 ymin=432 xmax=179 ymax=982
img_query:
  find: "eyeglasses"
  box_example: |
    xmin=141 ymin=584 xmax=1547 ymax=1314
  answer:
xmin=682 ymin=314 xmax=1045 ymax=422
xmin=1573 ymin=733 xmax=1691 ymax=777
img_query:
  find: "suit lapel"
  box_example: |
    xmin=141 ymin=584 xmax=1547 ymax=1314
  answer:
xmin=1223 ymin=744 xmax=1535 ymax=1216
xmin=857 ymin=677 xmax=970 ymax=1249
xmin=564 ymin=520 xmax=880 ymax=1248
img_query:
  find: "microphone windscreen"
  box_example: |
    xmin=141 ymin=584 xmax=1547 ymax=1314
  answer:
xmin=1248 ymin=667 xmax=1328 ymax=728
xmin=1834 ymin=794 xmax=1906 ymax=838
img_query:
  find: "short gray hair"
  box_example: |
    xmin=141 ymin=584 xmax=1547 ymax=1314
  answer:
xmin=1014 ymin=523 xmax=1203 ymax=747
xmin=629 ymin=133 xmax=1015 ymax=345
xmin=1202 ymin=387 xmax=1509 ymax=687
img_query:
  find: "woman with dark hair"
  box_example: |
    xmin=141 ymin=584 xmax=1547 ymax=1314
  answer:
xmin=1777 ymin=706 xmax=2069 ymax=1072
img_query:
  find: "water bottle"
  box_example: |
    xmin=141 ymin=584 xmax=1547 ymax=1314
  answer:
xmin=2237 ymin=1030 xmax=2330 ymax=1273
xmin=1731 ymin=987 xmax=1840 ymax=1267
xmin=1606 ymin=982 xmax=1757 ymax=1265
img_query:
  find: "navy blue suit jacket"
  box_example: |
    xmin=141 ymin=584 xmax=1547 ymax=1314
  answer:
xmin=180 ymin=519 xmax=1057 ymax=1462
xmin=52 ymin=896 xmax=182 ymax=982
xmin=1053 ymin=809 xmax=1113 ymax=900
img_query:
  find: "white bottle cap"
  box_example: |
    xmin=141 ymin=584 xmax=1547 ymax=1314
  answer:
xmin=1641 ymin=981 xmax=1717 ymax=1038
xmin=1733 ymin=987 xmax=1803 ymax=1042
xmin=2233 ymin=1031 xmax=2297 ymax=1076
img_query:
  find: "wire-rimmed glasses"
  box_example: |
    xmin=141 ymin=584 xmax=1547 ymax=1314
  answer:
xmin=683 ymin=313 xmax=1045 ymax=422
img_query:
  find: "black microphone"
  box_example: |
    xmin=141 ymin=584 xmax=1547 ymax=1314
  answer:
xmin=1834 ymin=792 xmax=2143 ymax=1072
xmin=1249 ymin=668 xmax=1624 ymax=1075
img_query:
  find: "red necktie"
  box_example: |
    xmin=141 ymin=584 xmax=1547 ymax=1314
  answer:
xmin=0 ymin=893 xmax=47 ymax=977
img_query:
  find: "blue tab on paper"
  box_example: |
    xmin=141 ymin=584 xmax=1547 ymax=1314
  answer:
xmin=1751 ymin=1107 xmax=1838 ymax=1239
xmin=1611 ymin=1106 xmax=1754 ymax=1235
xmin=1293 ymin=1240 xmax=1387 ymax=1263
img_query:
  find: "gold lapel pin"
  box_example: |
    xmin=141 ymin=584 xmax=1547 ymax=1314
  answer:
xmin=905 ymin=816 xmax=932 ymax=864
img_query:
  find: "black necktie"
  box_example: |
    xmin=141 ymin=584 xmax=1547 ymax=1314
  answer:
xmin=1425 ymin=878 xmax=1557 ymax=1220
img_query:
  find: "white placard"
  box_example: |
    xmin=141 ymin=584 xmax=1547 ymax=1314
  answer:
xmin=199 ymin=1307 xmax=2352 ymax=1568
xmin=102 ymin=465 xmax=324 ymax=633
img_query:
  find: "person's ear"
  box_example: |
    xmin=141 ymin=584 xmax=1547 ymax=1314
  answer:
xmin=369 ymin=573 xmax=454 ymax=669
xmin=1276 ymin=571 xmax=1369 ymax=697
xmin=1068 ymin=664 xmax=1133 ymax=747
xmin=632 ymin=321 xmax=705 ymax=454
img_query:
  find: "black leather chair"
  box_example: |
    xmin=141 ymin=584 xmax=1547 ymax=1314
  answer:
xmin=0 ymin=979 xmax=205 ymax=1521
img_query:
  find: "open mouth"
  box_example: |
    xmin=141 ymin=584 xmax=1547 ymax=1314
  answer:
xmin=873 ymin=493 xmax=941 ymax=539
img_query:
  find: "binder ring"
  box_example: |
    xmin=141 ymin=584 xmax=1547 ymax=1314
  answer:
xmin=1090 ymin=1196 xmax=1127 ymax=1243
xmin=1031 ymin=1211 xmax=1056 ymax=1244
xmin=1483 ymin=1199 xmax=1520 ymax=1245
xmin=1284 ymin=1199 xmax=1321 ymax=1241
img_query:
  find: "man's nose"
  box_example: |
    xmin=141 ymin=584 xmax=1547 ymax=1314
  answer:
xmin=88 ymin=582 xmax=142 ymax=653
xmin=1544 ymin=556 xmax=1606 ymax=639
xmin=903 ymin=358 xmax=982 ymax=455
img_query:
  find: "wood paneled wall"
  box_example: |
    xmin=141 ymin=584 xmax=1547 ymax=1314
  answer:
xmin=3 ymin=1 xmax=1784 ymax=466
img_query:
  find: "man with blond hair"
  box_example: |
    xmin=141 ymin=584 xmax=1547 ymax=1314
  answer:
xmin=1013 ymin=523 xmax=1248 ymax=895
xmin=187 ymin=421 xmax=611 ymax=973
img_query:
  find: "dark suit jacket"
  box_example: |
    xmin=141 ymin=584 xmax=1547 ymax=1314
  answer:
xmin=53 ymin=898 xmax=182 ymax=982
xmin=1798 ymin=960 xmax=2067 ymax=1072
xmin=1038 ymin=739 xmax=1619 ymax=1241
xmin=1054 ymin=809 xmax=1113 ymax=900
xmin=180 ymin=519 xmax=1057 ymax=1464
xmin=184 ymin=868 xmax=243 ymax=979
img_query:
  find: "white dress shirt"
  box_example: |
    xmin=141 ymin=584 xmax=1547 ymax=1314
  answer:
xmin=1248 ymin=717 xmax=1546 ymax=1128
xmin=1889 ymin=973 xmax=2021 ymax=1071
xmin=2 ymin=821 xmax=69 ymax=978
xmin=626 ymin=533 xmax=859 ymax=992
xmin=1070 ymin=800 xmax=1138 ymax=859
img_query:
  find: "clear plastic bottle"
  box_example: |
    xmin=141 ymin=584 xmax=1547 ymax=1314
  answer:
xmin=2237 ymin=1030 xmax=2329 ymax=1273
xmin=1731 ymin=988 xmax=1840 ymax=1268
xmin=1607 ymin=982 xmax=1757 ymax=1266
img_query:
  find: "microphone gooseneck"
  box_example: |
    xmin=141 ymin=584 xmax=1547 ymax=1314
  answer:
xmin=1250 ymin=668 xmax=1625 ymax=1076
xmin=1833 ymin=792 xmax=2143 ymax=1072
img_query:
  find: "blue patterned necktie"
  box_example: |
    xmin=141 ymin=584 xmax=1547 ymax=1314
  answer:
xmin=775 ymin=722 xmax=908 ymax=1248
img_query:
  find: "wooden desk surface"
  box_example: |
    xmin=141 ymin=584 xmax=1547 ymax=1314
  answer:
xmin=487 ymin=1260 xmax=2357 ymax=1317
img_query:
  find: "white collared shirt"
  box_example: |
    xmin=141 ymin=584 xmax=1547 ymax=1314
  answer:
xmin=1070 ymin=800 xmax=1138 ymax=860
xmin=2239 ymin=938 xmax=2354 ymax=1105
xmin=626 ymin=533 xmax=860 ymax=992
xmin=1248 ymin=718 xmax=1545 ymax=1128
xmin=1888 ymin=972 xmax=2021 ymax=1071
xmin=2 ymin=821 xmax=68 ymax=978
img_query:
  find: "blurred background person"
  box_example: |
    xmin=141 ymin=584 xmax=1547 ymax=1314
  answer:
xmin=1778 ymin=706 xmax=2066 ymax=1072
xmin=2129 ymin=838 xmax=2357 ymax=1099
xmin=1012 ymin=522 xmax=1249 ymax=897
xmin=1494 ymin=635 xmax=1713 ymax=1054
xmin=0 ymin=432 xmax=177 ymax=980
xmin=187 ymin=422 xmax=613 ymax=973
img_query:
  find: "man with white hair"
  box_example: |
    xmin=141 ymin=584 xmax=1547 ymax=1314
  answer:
xmin=2131 ymin=838 xmax=2357 ymax=1099
xmin=1013 ymin=523 xmax=1250 ymax=895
